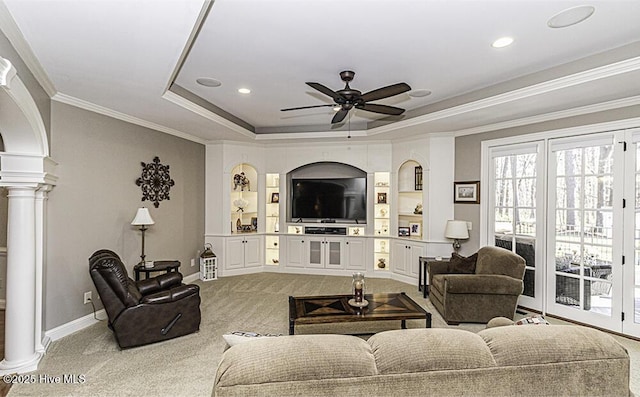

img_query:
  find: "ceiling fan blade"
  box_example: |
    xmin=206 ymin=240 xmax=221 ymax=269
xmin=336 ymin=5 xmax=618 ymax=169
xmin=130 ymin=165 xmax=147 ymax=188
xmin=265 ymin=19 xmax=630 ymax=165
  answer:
xmin=360 ymin=82 xmax=411 ymax=103
xmin=281 ymin=104 xmax=335 ymax=112
xmin=306 ymin=82 xmax=345 ymax=102
xmin=357 ymin=103 xmax=405 ymax=116
xmin=331 ymin=109 xmax=349 ymax=124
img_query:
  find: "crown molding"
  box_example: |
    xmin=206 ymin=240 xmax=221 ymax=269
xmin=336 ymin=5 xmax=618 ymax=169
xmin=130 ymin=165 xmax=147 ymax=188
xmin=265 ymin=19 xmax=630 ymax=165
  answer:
xmin=52 ymin=93 xmax=206 ymax=145
xmin=162 ymin=89 xmax=255 ymax=139
xmin=366 ymin=56 xmax=640 ymax=138
xmin=453 ymin=94 xmax=640 ymax=137
xmin=0 ymin=1 xmax=56 ymax=97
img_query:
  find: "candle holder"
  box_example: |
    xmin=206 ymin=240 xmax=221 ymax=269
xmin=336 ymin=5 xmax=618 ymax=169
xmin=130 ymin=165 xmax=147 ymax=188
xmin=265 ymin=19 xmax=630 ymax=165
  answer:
xmin=349 ymin=272 xmax=368 ymax=307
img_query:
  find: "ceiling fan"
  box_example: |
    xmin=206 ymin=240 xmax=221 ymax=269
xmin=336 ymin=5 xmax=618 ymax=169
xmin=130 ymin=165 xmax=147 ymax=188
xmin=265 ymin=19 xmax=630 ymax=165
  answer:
xmin=281 ymin=70 xmax=411 ymax=124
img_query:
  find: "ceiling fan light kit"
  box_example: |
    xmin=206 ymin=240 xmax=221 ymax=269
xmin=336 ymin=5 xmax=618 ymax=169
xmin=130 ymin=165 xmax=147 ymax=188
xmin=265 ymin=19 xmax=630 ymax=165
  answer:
xmin=281 ymin=70 xmax=411 ymax=124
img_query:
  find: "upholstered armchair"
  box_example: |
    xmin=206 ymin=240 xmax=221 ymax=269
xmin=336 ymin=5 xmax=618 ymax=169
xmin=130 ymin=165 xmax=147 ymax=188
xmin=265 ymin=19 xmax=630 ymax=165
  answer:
xmin=429 ymin=246 xmax=525 ymax=325
xmin=89 ymin=250 xmax=201 ymax=348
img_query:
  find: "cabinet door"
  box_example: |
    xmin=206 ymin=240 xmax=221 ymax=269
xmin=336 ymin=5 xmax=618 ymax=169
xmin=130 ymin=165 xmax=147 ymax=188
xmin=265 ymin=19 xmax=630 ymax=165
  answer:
xmin=225 ymin=237 xmax=245 ymax=270
xmin=391 ymin=240 xmax=408 ymax=275
xmin=407 ymin=241 xmax=426 ymax=277
xmin=308 ymin=238 xmax=324 ymax=268
xmin=325 ymin=238 xmax=344 ymax=269
xmin=286 ymin=236 xmax=306 ymax=268
xmin=243 ymin=236 xmax=261 ymax=268
xmin=345 ymin=238 xmax=366 ymax=270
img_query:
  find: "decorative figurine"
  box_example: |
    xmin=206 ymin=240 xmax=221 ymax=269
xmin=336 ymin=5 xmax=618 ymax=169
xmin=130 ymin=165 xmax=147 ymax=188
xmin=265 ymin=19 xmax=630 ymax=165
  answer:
xmin=233 ymin=172 xmax=250 ymax=191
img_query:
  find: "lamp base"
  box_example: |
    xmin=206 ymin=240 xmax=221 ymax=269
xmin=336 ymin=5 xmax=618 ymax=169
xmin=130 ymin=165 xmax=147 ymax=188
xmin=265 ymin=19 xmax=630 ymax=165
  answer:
xmin=452 ymin=239 xmax=461 ymax=253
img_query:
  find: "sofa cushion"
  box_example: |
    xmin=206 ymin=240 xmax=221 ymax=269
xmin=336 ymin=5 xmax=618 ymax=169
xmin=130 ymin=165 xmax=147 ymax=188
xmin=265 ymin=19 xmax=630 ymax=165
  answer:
xmin=475 ymin=246 xmax=525 ymax=279
xmin=368 ymin=329 xmax=496 ymax=375
xmin=434 ymin=274 xmax=523 ymax=295
xmin=478 ymin=325 xmax=628 ymax=367
xmin=215 ymin=334 xmax=376 ymax=387
xmin=447 ymin=252 xmax=477 ymax=273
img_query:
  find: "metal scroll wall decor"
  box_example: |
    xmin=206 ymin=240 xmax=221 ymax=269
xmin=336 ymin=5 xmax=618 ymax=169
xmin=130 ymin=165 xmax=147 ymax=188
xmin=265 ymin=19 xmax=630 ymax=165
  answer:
xmin=136 ymin=156 xmax=175 ymax=208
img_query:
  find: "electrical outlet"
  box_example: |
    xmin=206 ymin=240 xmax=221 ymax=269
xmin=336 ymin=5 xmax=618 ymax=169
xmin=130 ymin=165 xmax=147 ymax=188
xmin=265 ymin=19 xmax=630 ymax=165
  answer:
xmin=190 ymin=258 xmax=196 ymax=267
xmin=83 ymin=291 xmax=92 ymax=305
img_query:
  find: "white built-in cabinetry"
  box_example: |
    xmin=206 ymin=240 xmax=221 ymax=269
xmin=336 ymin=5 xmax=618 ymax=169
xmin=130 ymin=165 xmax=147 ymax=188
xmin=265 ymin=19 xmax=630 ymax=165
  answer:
xmin=391 ymin=239 xmax=426 ymax=277
xmin=205 ymin=138 xmax=455 ymax=280
xmin=284 ymin=235 xmax=366 ymax=271
xmin=225 ymin=235 xmax=261 ymax=269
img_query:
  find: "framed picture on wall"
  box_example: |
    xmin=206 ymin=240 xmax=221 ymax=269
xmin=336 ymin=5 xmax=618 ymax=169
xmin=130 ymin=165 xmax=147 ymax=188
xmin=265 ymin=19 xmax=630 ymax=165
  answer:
xmin=454 ymin=181 xmax=480 ymax=204
xmin=271 ymin=192 xmax=280 ymax=203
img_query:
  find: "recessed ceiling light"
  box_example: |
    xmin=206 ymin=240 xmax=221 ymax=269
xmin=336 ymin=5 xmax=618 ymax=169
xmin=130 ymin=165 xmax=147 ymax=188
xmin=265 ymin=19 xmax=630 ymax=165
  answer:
xmin=409 ymin=89 xmax=432 ymax=98
xmin=492 ymin=37 xmax=514 ymax=48
xmin=238 ymin=88 xmax=251 ymax=94
xmin=196 ymin=77 xmax=221 ymax=87
xmin=548 ymin=5 xmax=595 ymax=28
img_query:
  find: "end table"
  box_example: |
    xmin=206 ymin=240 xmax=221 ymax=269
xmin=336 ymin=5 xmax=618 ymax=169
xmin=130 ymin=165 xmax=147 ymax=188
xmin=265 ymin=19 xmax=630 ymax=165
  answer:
xmin=134 ymin=260 xmax=181 ymax=281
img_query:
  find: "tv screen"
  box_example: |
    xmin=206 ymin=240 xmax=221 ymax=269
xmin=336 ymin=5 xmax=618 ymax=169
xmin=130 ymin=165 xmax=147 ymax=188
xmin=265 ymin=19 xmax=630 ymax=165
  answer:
xmin=291 ymin=178 xmax=366 ymax=222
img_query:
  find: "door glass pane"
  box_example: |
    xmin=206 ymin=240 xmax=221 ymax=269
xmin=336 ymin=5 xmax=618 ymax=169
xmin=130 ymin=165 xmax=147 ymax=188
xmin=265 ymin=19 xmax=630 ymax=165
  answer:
xmin=554 ymin=144 xmax=613 ymax=315
xmin=493 ymin=152 xmax=537 ymax=298
xmin=328 ymin=242 xmax=341 ymax=265
xmin=309 ymin=241 xmax=321 ymax=264
xmin=635 ymin=145 xmax=640 ymax=323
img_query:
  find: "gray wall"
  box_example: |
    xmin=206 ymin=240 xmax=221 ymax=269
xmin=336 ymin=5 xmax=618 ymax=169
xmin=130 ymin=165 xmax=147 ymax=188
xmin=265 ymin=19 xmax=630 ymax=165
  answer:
xmin=46 ymin=101 xmax=205 ymax=329
xmin=454 ymin=104 xmax=640 ymax=255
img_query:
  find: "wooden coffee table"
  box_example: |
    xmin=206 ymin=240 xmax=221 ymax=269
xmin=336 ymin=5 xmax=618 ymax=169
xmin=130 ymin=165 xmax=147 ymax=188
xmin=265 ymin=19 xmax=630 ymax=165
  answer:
xmin=288 ymin=292 xmax=431 ymax=335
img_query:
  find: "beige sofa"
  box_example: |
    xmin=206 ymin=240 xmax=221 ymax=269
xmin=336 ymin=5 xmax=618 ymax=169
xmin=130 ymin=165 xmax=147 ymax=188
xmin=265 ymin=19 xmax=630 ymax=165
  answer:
xmin=213 ymin=325 xmax=630 ymax=397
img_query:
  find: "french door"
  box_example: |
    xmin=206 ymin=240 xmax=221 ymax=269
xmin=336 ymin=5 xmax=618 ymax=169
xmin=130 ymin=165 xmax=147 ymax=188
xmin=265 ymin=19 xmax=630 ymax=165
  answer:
xmin=486 ymin=129 xmax=640 ymax=337
xmin=547 ymin=132 xmax=624 ymax=333
xmin=623 ymin=128 xmax=640 ymax=337
xmin=487 ymin=142 xmax=544 ymax=310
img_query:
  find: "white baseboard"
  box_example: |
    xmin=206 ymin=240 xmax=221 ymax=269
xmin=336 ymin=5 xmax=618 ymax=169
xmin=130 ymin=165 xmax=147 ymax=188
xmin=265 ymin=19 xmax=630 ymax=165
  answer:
xmin=45 ymin=309 xmax=107 ymax=342
xmin=44 ymin=274 xmax=200 ymax=342
xmin=183 ymin=272 xmax=200 ymax=283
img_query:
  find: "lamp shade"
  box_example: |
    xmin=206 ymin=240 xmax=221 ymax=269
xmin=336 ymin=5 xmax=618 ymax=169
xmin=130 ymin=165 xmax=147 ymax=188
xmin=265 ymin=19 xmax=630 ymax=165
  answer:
xmin=445 ymin=220 xmax=469 ymax=240
xmin=131 ymin=207 xmax=155 ymax=226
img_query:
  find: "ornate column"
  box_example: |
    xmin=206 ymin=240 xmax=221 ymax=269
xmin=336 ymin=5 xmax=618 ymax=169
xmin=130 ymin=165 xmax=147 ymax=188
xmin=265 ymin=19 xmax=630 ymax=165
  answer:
xmin=0 ymin=186 xmax=41 ymax=373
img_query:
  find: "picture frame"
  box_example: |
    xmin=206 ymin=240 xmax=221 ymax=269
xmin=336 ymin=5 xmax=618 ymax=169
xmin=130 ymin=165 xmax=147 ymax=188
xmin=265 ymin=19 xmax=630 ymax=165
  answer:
xmin=454 ymin=181 xmax=480 ymax=204
xmin=377 ymin=192 xmax=387 ymax=204
xmin=271 ymin=192 xmax=280 ymax=203
xmin=409 ymin=222 xmax=421 ymax=237
xmin=398 ymin=226 xmax=410 ymax=237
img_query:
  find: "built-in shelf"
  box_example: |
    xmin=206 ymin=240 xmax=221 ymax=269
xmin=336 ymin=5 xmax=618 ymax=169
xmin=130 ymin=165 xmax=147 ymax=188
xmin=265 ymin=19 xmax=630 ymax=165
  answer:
xmin=230 ymin=163 xmax=258 ymax=234
xmin=265 ymin=173 xmax=281 ymax=265
xmin=397 ymin=161 xmax=424 ymax=237
xmin=374 ymin=172 xmax=390 ymax=271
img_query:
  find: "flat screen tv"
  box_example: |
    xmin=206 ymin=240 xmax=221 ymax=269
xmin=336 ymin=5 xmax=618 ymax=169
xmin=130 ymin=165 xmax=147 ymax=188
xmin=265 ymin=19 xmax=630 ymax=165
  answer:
xmin=291 ymin=178 xmax=366 ymax=223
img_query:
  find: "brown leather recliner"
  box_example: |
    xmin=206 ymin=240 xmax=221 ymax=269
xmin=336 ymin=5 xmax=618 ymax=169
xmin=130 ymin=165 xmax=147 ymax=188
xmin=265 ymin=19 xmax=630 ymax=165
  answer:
xmin=89 ymin=250 xmax=201 ymax=348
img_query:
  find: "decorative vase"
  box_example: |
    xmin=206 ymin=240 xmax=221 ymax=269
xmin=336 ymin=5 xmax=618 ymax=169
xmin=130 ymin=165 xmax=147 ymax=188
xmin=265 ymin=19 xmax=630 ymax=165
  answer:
xmin=352 ymin=272 xmax=365 ymax=303
xmin=377 ymin=258 xmax=386 ymax=269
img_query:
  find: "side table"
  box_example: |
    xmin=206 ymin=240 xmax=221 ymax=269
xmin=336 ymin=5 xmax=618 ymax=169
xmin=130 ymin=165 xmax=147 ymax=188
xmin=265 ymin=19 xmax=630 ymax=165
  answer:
xmin=134 ymin=260 xmax=181 ymax=281
xmin=418 ymin=256 xmax=448 ymax=298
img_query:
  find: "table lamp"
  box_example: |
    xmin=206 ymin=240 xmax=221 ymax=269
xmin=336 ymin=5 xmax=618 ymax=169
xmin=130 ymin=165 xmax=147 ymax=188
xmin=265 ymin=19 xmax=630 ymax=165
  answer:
xmin=131 ymin=207 xmax=154 ymax=263
xmin=445 ymin=220 xmax=469 ymax=253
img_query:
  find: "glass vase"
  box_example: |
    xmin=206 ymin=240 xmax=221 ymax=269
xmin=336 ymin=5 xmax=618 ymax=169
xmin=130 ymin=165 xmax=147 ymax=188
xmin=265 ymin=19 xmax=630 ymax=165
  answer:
xmin=352 ymin=272 xmax=365 ymax=303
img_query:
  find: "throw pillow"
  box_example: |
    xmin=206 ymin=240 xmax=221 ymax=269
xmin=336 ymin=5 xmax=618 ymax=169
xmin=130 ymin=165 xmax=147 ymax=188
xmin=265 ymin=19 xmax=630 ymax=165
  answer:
xmin=447 ymin=252 xmax=478 ymax=274
xmin=514 ymin=314 xmax=550 ymax=326
xmin=222 ymin=331 xmax=282 ymax=347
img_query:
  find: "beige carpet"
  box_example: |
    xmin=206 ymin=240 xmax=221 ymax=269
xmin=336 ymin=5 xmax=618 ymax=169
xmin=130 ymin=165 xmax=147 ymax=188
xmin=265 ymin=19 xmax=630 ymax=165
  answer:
xmin=8 ymin=272 xmax=640 ymax=396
